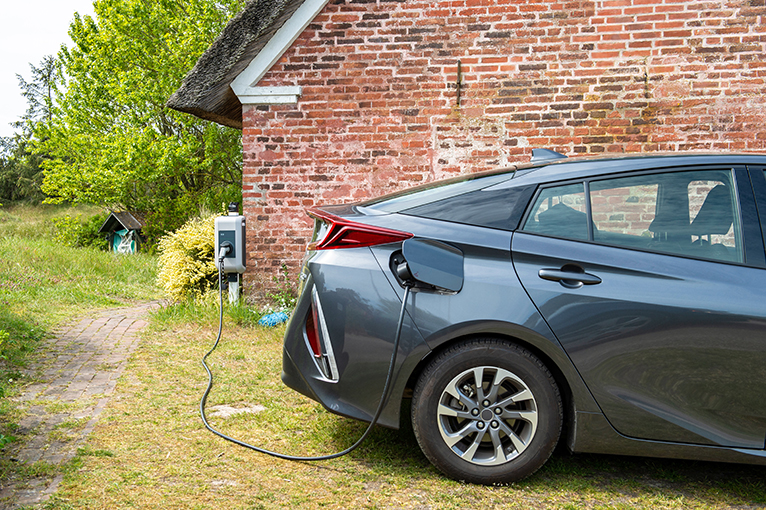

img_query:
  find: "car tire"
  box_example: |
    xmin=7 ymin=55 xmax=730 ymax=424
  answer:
xmin=411 ymin=338 xmax=562 ymax=484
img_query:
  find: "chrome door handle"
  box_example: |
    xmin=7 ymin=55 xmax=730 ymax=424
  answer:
xmin=538 ymin=268 xmax=602 ymax=287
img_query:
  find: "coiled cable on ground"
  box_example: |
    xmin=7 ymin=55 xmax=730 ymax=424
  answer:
xmin=200 ymin=255 xmax=412 ymax=461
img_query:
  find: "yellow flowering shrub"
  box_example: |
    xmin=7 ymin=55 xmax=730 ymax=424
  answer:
xmin=157 ymin=214 xmax=219 ymax=301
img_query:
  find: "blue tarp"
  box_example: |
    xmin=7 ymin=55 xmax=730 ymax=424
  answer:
xmin=258 ymin=312 xmax=289 ymax=327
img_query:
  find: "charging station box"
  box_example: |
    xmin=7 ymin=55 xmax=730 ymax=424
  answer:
xmin=215 ymin=214 xmax=247 ymax=274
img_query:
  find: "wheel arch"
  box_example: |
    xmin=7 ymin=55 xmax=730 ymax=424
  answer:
xmin=401 ymin=320 xmax=598 ymax=443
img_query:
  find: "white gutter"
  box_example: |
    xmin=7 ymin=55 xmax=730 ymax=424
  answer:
xmin=231 ymin=0 xmax=330 ymax=105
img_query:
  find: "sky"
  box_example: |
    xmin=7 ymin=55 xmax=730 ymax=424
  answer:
xmin=0 ymin=0 xmax=95 ymax=139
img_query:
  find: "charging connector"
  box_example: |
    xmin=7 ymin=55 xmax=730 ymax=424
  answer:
xmin=218 ymin=241 xmax=233 ymax=262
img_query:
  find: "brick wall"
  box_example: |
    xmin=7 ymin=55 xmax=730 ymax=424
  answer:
xmin=242 ymin=0 xmax=766 ymax=297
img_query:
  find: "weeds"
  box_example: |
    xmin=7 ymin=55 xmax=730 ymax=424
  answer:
xmin=51 ymin=212 xmax=109 ymax=250
xmin=266 ymin=264 xmax=296 ymax=313
xmin=151 ymin=296 xmax=263 ymax=329
xmin=76 ymin=445 xmax=114 ymax=460
xmin=0 ymin=203 xmax=101 ymax=240
xmin=0 ymin=329 xmax=7 ymax=359
xmin=0 ymin=433 xmax=14 ymax=448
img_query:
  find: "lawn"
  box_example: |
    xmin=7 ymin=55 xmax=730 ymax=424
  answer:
xmin=0 ymin=203 xmax=159 ymax=496
xmin=0 ymin=204 xmax=157 ymax=383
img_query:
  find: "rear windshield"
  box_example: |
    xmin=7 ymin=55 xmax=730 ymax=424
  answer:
xmin=358 ymin=168 xmax=518 ymax=214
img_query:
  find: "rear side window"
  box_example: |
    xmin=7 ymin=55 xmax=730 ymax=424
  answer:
xmin=590 ymin=170 xmax=741 ymax=262
xmin=402 ymin=185 xmax=536 ymax=231
xmin=521 ymin=169 xmax=743 ymax=263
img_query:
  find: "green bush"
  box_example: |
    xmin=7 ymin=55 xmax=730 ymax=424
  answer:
xmin=267 ymin=264 xmax=297 ymax=312
xmin=156 ymin=214 xmax=218 ymax=302
xmin=51 ymin=214 xmax=80 ymax=246
xmin=80 ymin=213 xmax=109 ymax=249
xmin=52 ymin=212 xmax=108 ymax=249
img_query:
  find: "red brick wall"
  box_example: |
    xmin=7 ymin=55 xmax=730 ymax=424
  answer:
xmin=242 ymin=0 xmax=766 ymax=297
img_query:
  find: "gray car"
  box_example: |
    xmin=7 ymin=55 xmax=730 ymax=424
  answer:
xmin=281 ymin=151 xmax=766 ymax=484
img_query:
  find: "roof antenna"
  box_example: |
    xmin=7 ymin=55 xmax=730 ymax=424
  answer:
xmin=531 ymin=148 xmax=568 ymax=163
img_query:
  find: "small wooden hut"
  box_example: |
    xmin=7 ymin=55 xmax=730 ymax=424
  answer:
xmin=98 ymin=211 xmax=146 ymax=254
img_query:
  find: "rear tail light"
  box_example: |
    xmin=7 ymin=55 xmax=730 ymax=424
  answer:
xmin=305 ymin=304 xmax=322 ymax=359
xmin=303 ymin=286 xmax=340 ymax=381
xmin=307 ymin=207 xmax=413 ymax=250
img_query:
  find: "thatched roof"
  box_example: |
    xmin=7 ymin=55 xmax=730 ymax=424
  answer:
xmin=166 ymin=0 xmax=307 ymax=129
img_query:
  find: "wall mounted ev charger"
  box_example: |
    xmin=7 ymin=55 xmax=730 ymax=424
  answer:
xmin=215 ymin=203 xmax=247 ymax=275
xmin=215 ymin=203 xmax=247 ymax=304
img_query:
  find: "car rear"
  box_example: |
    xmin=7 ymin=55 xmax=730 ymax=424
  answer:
xmin=281 ymin=167 xmax=528 ymax=428
xmin=280 ymin=203 xmax=428 ymax=428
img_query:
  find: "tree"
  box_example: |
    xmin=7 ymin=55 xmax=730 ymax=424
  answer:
xmin=0 ymin=135 xmax=46 ymax=203
xmin=15 ymin=55 xmax=58 ymax=132
xmin=35 ymin=0 xmax=245 ymax=242
xmin=0 ymin=56 xmax=58 ymax=203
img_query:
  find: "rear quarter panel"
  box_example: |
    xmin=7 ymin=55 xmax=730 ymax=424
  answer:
xmin=282 ymin=246 xmax=430 ymax=428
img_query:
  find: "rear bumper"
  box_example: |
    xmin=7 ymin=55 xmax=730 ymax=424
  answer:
xmin=280 ymin=246 xmax=429 ymax=429
xmin=281 ymin=346 xmax=318 ymax=402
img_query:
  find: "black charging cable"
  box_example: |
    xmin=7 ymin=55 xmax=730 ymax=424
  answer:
xmin=200 ymin=253 xmax=412 ymax=461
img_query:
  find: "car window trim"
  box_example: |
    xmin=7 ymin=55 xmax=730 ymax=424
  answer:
xmin=584 ymin=180 xmax=594 ymax=241
xmin=519 ymin=165 xmax=762 ymax=268
xmin=746 ymin=166 xmax=766 ymax=265
xmin=519 ymin=178 xmax=589 ymax=238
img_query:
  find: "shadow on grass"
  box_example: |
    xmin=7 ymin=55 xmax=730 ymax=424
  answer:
xmin=323 ymin=415 xmax=766 ymax=504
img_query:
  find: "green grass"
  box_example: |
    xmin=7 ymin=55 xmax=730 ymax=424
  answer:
xmin=41 ymin=299 xmax=766 ymax=509
xmin=0 ymin=203 xmax=101 ymax=239
xmin=151 ymin=293 xmax=264 ymax=328
xmin=0 ymin=203 xmax=158 ymax=344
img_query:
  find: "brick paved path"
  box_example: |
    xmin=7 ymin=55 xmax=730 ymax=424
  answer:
xmin=0 ymin=302 xmax=158 ymax=509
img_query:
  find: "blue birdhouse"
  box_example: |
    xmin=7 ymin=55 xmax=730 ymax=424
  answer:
xmin=98 ymin=211 xmax=146 ymax=254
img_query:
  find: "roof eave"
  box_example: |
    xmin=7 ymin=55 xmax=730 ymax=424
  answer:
xmin=166 ymin=0 xmax=316 ymax=128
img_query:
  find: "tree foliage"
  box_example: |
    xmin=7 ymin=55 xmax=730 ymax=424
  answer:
xmin=15 ymin=55 xmax=58 ymax=130
xmin=36 ymin=0 xmax=245 ymax=242
xmin=0 ymin=136 xmax=46 ymax=203
xmin=0 ymin=56 xmax=59 ymax=203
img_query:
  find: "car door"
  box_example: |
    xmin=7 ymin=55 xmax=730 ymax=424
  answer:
xmin=512 ymin=166 xmax=766 ymax=449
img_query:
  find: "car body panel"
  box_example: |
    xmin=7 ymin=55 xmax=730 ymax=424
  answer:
xmin=281 ymin=247 xmax=429 ymax=429
xmin=513 ymin=232 xmax=766 ymax=448
xmin=571 ymin=411 xmax=766 ymax=464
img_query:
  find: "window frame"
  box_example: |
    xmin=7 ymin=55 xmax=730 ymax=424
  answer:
xmin=518 ymin=165 xmax=763 ymax=268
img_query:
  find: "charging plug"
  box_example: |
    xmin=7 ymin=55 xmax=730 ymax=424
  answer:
xmin=218 ymin=241 xmax=233 ymax=261
xmin=396 ymin=261 xmax=414 ymax=285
